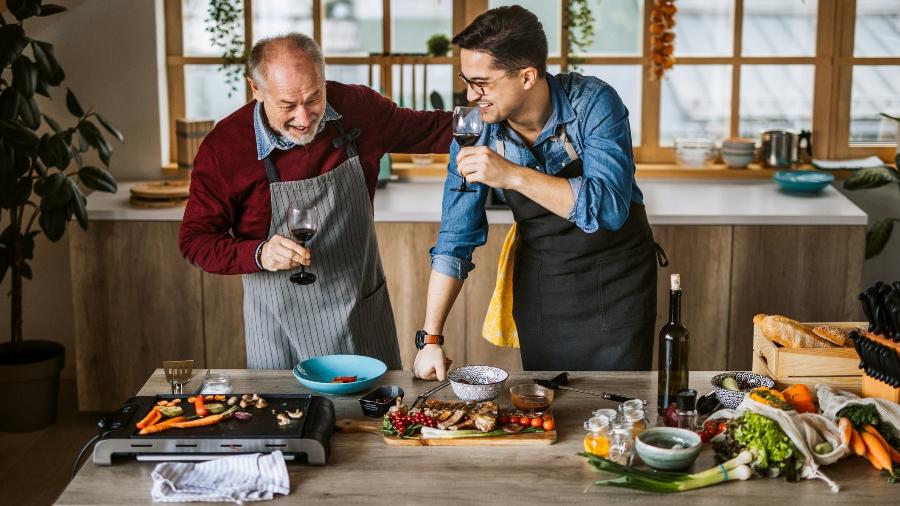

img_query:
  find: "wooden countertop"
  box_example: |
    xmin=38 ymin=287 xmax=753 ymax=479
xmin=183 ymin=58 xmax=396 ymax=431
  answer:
xmin=57 ymin=370 xmax=892 ymax=505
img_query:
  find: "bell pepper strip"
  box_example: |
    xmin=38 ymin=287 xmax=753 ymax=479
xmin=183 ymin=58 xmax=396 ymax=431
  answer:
xmin=136 ymin=407 xmax=161 ymax=429
xmin=748 ymin=388 xmax=793 ymax=411
xmin=138 ymin=416 xmax=187 ymax=435
xmin=194 ymin=394 xmax=208 ymax=417
xmin=170 ymin=406 xmax=238 ymax=429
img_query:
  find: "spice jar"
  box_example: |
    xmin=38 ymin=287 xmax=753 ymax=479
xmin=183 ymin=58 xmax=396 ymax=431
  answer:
xmin=618 ymin=399 xmax=646 ymax=414
xmin=200 ymin=373 xmax=232 ymax=394
xmin=583 ymin=414 xmax=612 ymax=457
xmin=674 ymin=389 xmax=698 ymax=430
xmin=608 ymin=419 xmax=635 ymax=466
xmin=622 ymin=408 xmax=646 ymax=438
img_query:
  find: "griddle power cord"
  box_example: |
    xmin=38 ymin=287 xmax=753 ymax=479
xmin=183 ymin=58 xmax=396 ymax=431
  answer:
xmin=71 ymin=416 xmax=113 ymax=482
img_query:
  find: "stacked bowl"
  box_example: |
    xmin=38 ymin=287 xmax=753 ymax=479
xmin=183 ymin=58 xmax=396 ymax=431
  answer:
xmin=721 ymin=138 xmax=756 ymax=168
xmin=674 ymin=138 xmax=716 ymax=168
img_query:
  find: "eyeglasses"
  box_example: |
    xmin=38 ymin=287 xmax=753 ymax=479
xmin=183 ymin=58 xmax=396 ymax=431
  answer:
xmin=457 ymin=71 xmax=518 ymax=96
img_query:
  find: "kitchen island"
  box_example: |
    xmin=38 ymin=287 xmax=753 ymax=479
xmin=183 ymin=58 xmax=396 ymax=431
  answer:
xmin=57 ymin=370 xmax=893 ymax=505
xmin=71 ymin=180 xmax=867 ymax=410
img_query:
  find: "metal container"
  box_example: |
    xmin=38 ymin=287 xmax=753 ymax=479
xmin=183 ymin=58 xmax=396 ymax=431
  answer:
xmin=760 ymin=129 xmax=812 ymax=168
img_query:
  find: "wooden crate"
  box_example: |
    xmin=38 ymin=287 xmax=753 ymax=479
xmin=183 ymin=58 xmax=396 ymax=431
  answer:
xmin=751 ymin=321 xmax=864 ymax=394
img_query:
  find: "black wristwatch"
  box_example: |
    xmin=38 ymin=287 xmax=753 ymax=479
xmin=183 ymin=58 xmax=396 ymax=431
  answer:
xmin=415 ymin=330 xmax=444 ymax=350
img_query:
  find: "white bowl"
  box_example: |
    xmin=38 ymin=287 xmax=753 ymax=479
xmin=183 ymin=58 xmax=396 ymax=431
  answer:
xmin=448 ymin=365 xmax=509 ymax=402
xmin=722 ymin=151 xmax=755 ymax=168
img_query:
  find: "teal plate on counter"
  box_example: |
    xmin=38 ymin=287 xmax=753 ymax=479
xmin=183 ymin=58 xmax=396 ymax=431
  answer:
xmin=773 ymin=170 xmax=834 ymax=194
xmin=292 ymin=354 xmax=387 ymax=395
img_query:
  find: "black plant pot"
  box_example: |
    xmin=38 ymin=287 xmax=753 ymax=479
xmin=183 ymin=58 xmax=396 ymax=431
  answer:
xmin=0 ymin=340 xmax=65 ymax=432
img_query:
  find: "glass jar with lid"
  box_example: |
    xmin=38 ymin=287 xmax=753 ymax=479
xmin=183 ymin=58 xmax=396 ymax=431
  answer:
xmin=618 ymin=399 xmax=646 ymax=414
xmin=583 ymin=414 xmax=612 ymax=457
xmin=622 ymin=408 xmax=646 ymax=438
xmin=200 ymin=372 xmax=232 ymax=395
xmin=608 ymin=419 xmax=635 ymax=466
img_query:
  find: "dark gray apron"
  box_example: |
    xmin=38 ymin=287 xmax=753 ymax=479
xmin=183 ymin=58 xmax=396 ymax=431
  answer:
xmin=241 ymin=118 xmax=402 ymax=370
xmin=496 ymin=125 xmax=664 ymax=371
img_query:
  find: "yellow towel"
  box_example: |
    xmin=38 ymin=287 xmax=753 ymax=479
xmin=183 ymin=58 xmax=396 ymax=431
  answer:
xmin=482 ymin=223 xmax=519 ymax=348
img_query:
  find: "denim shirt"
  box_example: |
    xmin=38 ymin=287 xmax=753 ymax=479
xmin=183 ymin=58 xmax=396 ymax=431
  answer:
xmin=430 ymin=72 xmax=643 ymax=279
xmin=253 ymin=101 xmax=341 ymax=160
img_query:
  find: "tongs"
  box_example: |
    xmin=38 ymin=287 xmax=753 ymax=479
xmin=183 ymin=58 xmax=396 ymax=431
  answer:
xmin=534 ymin=372 xmax=635 ymax=403
xmin=410 ymin=379 xmax=451 ymax=409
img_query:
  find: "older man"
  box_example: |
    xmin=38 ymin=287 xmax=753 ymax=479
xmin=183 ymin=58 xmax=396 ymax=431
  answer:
xmin=179 ymin=33 xmax=451 ymax=369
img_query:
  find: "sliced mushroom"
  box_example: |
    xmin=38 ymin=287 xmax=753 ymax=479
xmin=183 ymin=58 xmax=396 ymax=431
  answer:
xmin=276 ymin=413 xmax=291 ymax=426
xmin=255 ymin=399 xmax=268 ymax=409
xmin=287 ymin=409 xmax=303 ymax=419
xmin=239 ymin=400 xmax=249 ymax=409
xmin=227 ymin=396 xmax=238 ymax=406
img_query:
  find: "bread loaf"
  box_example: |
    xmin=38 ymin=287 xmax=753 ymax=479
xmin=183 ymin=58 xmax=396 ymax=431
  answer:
xmin=753 ymin=314 xmax=833 ymax=348
xmin=812 ymin=325 xmax=858 ymax=347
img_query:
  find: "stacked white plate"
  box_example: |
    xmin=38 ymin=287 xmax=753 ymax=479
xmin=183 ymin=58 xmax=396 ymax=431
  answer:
xmin=721 ymin=138 xmax=756 ymax=168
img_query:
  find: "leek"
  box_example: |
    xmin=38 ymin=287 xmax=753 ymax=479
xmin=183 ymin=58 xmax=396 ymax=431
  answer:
xmin=582 ymin=450 xmax=754 ymax=493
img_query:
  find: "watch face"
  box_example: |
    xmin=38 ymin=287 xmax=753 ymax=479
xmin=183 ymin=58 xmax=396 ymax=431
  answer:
xmin=415 ymin=331 xmax=425 ymax=349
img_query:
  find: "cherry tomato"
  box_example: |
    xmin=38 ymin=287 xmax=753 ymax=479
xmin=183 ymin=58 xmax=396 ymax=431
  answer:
xmin=542 ymin=413 xmax=554 ymax=421
xmin=542 ymin=419 xmax=555 ymax=431
xmin=519 ymin=416 xmax=532 ymax=427
xmin=498 ymin=415 xmax=509 ymax=424
xmin=530 ymin=417 xmax=543 ymax=428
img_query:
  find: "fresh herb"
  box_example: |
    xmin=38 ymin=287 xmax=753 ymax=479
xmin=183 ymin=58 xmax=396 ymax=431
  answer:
xmin=715 ymin=412 xmax=802 ymax=480
xmin=838 ymin=404 xmax=900 ymax=450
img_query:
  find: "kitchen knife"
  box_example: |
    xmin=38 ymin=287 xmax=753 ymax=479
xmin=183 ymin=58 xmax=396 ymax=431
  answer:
xmin=534 ymin=376 xmax=635 ymax=403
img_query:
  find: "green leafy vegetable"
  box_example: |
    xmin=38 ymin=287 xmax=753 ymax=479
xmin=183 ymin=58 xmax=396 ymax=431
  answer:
xmin=715 ymin=412 xmax=801 ymax=480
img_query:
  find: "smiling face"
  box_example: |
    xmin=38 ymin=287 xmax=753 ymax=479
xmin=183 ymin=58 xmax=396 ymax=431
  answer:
xmin=459 ymin=49 xmax=530 ymax=125
xmin=249 ymin=49 xmax=326 ymax=145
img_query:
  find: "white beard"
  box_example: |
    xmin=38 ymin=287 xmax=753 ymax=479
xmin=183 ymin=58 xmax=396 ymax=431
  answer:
xmin=283 ymin=115 xmax=323 ymax=146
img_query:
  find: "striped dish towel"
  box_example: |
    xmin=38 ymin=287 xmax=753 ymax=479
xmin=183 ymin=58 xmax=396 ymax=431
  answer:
xmin=150 ymin=451 xmax=290 ymax=503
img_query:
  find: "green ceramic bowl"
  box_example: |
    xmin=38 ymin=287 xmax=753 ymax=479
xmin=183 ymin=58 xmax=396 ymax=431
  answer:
xmin=635 ymin=427 xmax=702 ymax=470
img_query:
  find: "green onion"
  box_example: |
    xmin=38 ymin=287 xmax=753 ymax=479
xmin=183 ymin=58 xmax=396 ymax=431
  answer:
xmin=581 ymin=450 xmax=754 ymax=493
xmin=421 ymin=426 xmax=544 ymax=439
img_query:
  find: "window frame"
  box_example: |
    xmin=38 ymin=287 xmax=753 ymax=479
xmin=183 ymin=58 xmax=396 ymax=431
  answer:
xmin=162 ymin=0 xmax=899 ymax=170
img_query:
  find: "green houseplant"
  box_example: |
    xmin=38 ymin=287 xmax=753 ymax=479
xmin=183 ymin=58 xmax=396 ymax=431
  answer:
xmin=0 ymin=0 xmax=122 ymax=431
xmin=842 ymin=156 xmax=900 ymax=259
xmin=426 ymin=33 xmax=450 ymax=57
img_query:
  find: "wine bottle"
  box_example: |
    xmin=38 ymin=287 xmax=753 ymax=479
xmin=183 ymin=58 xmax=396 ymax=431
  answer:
xmin=657 ymin=273 xmax=690 ymax=415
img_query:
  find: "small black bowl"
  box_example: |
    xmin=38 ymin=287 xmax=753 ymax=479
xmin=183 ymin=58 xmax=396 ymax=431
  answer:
xmin=358 ymin=385 xmax=404 ymax=418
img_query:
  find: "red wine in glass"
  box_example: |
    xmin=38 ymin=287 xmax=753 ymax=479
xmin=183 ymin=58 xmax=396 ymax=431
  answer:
xmin=286 ymin=205 xmax=318 ymax=285
xmin=450 ymin=106 xmax=484 ymax=193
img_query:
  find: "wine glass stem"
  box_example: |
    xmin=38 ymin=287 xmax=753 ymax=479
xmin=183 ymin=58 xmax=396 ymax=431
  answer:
xmin=299 ymin=241 xmax=306 ymax=273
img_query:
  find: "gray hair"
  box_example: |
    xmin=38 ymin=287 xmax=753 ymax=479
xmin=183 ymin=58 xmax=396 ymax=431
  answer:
xmin=247 ymin=33 xmax=325 ymax=89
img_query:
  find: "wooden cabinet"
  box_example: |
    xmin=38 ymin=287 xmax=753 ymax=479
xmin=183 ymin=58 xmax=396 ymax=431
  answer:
xmin=69 ymin=221 xmax=865 ymax=410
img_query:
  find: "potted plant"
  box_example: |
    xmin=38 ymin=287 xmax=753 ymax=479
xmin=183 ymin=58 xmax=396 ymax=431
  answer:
xmin=426 ymin=34 xmax=450 ymax=57
xmin=843 ymin=156 xmax=900 ymax=259
xmin=1 ymin=1 xmax=122 ymax=431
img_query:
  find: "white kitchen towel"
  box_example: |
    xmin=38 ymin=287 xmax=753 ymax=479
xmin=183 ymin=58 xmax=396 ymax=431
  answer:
xmin=150 ymin=451 xmax=290 ymax=504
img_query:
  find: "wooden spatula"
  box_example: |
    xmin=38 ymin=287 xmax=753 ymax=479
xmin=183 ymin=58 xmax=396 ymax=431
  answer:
xmin=163 ymin=360 xmax=194 ymax=394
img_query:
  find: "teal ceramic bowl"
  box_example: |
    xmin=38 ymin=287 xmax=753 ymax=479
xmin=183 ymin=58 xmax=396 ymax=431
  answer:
xmin=773 ymin=170 xmax=834 ymax=194
xmin=292 ymin=355 xmax=387 ymax=395
xmin=635 ymin=427 xmax=703 ymax=470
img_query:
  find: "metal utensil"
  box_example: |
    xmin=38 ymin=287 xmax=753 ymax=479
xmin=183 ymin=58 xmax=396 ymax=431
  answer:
xmin=162 ymin=360 xmax=194 ymax=394
xmin=193 ymin=369 xmax=211 ymax=394
xmin=410 ymin=380 xmax=451 ymax=409
xmin=534 ymin=372 xmax=635 ymax=403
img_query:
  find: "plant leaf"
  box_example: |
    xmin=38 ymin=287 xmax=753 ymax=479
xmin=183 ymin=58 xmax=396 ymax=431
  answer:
xmin=0 ymin=118 xmax=40 ymax=155
xmin=843 ymin=167 xmax=898 ymax=190
xmin=0 ymin=86 xmax=22 ymax=120
xmin=20 ymin=230 xmax=35 ymax=260
xmin=18 ymin=95 xmax=41 ymax=129
xmin=39 ymin=4 xmax=68 ymax=17
xmin=42 ymin=114 xmax=62 ymax=134
xmin=41 ymin=172 xmax=72 ymax=210
xmin=865 ymin=219 xmax=895 ymax=259
xmin=69 ymin=183 xmax=88 ymax=229
xmin=0 ymin=175 xmax=32 ymax=207
xmin=0 ymin=24 xmax=27 ymax=67
xmin=39 ymin=206 xmax=67 ymax=242
xmin=39 ymin=133 xmax=71 ymax=169
xmin=33 ymin=41 xmax=64 ymax=86
xmin=12 ymin=56 xmax=37 ymax=97
xmin=33 ymin=157 xmax=47 ymax=177
xmin=20 ymin=260 xmax=32 ymax=280
xmin=78 ymin=165 xmax=117 ymax=193
xmin=880 ymin=113 xmax=900 ymax=123
xmin=7 ymin=0 xmax=41 ymax=21
xmin=65 ymin=89 xmax=84 ymax=118
xmin=95 ymin=114 xmax=124 ymax=142
xmin=0 ymin=247 xmax=8 ymax=284
xmin=34 ymin=76 xmax=50 ymax=97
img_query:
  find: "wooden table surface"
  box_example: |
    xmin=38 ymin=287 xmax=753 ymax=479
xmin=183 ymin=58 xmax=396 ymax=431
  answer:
xmin=57 ymin=370 xmax=892 ymax=505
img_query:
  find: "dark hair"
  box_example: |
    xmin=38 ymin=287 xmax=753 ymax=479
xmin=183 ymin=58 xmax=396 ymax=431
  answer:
xmin=452 ymin=5 xmax=548 ymax=77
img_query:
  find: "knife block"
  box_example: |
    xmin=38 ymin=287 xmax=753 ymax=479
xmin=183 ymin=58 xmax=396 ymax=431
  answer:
xmin=861 ymin=373 xmax=900 ymax=403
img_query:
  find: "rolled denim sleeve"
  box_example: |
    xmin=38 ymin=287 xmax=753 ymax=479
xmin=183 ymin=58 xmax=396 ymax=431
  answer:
xmin=429 ymin=140 xmax=490 ymax=280
xmin=568 ymin=85 xmax=636 ymax=234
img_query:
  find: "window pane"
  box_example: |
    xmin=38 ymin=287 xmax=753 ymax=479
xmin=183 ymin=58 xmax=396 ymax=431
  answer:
xmin=660 ymin=65 xmax=731 ymax=146
xmin=323 ymin=0 xmax=383 ymax=55
xmin=391 ymin=0 xmax=452 ymax=54
xmin=391 ymin=64 xmax=452 ymax=111
xmin=488 ymin=0 xmax=561 ymax=56
xmin=850 ymin=65 xmax=900 ymax=143
xmin=252 ymin=0 xmax=314 ymax=43
xmin=674 ymin=0 xmax=734 ymax=57
xmin=575 ymin=0 xmax=642 ymax=56
xmin=742 ymin=0 xmax=816 ymax=56
xmin=854 ymin=0 xmax=900 ymax=57
xmin=739 ymin=65 xmax=813 ymax=138
xmin=580 ymin=65 xmax=643 ymax=146
xmin=326 ymin=64 xmax=380 ymax=91
xmin=184 ymin=65 xmax=248 ymax=122
xmin=183 ymin=0 xmax=245 ymax=57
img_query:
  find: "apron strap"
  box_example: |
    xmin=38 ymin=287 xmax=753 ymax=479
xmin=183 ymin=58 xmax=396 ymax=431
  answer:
xmin=263 ymin=156 xmax=280 ymax=183
xmin=654 ymin=241 xmax=669 ymax=267
xmin=551 ymin=124 xmax=579 ymax=162
xmin=263 ymin=115 xmax=361 ymax=184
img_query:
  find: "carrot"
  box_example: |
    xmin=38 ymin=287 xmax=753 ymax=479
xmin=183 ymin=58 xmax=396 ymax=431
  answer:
xmin=860 ymin=431 xmax=893 ymax=471
xmin=851 ymin=429 xmax=867 ymax=456
xmin=136 ymin=407 xmax=161 ymax=429
xmin=863 ymin=425 xmax=900 ymax=464
xmin=194 ymin=394 xmax=207 ymax=417
xmin=863 ymin=450 xmax=884 ymax=470
xmin=138 ymin=416 xmax=186 ymax=435
xmin=838 ymin=417 xmax=853 ymax=446
xmin=170 ymin=407 xmax=237 ymax=429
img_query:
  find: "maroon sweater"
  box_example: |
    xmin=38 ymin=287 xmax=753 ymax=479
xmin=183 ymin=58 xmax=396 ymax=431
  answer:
xmin=179 ymin=81 xmax=452 ymax=275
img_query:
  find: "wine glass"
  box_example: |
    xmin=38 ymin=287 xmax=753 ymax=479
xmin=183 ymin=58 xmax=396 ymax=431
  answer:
xmin=285 ymin=204 xmax=318 ymax=285
xmin=450 ymin=106 xmax=484 ymax=193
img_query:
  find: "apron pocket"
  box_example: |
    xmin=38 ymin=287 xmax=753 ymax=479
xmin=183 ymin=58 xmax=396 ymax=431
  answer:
xmin=598 ymin=242 xmax=656 ymax=331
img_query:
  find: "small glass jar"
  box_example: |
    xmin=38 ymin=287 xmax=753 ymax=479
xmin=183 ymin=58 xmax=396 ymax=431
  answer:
xmin=200 ymin=373 xmax=232 ymax=395
xmin=592 ymin=408 xmax=618 ymax=421
xmin=622 ymin=408 xmax=646 ymax=438
xmin=583 ymin=414 xmax=612 ymax=457
xmin=608 ymin=420 xmax=635 ymax=466
xmin=618 ymin=399 xmax=646 ymax=414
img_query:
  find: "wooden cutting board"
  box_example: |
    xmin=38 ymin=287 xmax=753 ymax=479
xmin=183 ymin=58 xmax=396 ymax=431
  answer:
xmin=129 ymin=180 xmax=191 ymax=209
xmin=335 ymin=419 xmax=557 ymax=446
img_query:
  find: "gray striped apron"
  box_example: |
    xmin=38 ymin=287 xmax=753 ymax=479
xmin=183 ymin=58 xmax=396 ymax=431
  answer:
xmin=241 ymin=118 xmax=402 ymax=370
